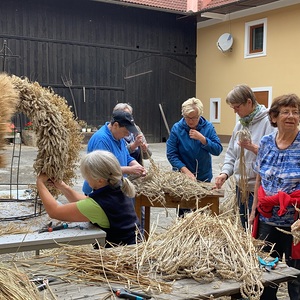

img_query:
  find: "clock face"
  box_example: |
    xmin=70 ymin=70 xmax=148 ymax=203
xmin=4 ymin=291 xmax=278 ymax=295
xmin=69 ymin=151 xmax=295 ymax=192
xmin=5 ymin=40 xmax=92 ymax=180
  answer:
xmin=217 ymin=33 xmax=233 ymax=52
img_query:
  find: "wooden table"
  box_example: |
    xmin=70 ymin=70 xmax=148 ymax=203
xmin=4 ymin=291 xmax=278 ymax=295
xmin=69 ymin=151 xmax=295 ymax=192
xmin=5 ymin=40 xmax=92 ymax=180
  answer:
xmin=10 ymin=258 xmax=300 ymax=300
xmin=135 ymin=188 xmax=224 ymax=239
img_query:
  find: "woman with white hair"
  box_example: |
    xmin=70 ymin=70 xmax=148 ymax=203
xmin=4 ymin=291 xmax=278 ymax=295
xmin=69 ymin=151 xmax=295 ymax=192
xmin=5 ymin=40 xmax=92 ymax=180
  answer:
xmin=167 ymin=97 xmax=223 ymax=216
xmin=36 ymin=150 xmax=141 ymax=247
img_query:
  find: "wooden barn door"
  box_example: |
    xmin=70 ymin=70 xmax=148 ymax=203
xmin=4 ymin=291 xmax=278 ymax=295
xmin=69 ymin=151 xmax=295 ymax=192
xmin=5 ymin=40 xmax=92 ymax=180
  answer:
xmin=125 ymin=55 xmax=195 ymax=143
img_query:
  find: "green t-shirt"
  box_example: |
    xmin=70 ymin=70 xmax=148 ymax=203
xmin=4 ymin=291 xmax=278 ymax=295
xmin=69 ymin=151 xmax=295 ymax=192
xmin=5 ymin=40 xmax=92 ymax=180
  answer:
xmin=76 ymin=197 xmax=110 ymax=228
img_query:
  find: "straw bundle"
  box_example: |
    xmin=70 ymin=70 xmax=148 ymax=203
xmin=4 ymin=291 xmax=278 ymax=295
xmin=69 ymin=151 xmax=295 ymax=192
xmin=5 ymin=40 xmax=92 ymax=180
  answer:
xmin=236 ymin=127 xmax=251 ymax=205
xmin=41 ymin=208 xmax=265 ymax=299
xmin=133 ymin=158 xmax=213 ymax=205
xmin=0 ymin=223 xmax=32 ymax=236
xmin=291 ymin=219 xmax=300 ymax=245
xmin=0 ymin=73 xmax=19 ymax=167
xmin=278 ymin=209 xmax=300 ymax=246
xmin=0 ymin=264 xmax=40 ymax=300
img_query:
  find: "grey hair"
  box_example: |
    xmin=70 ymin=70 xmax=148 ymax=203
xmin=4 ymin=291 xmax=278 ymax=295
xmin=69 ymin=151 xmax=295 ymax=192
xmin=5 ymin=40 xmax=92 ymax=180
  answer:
xmin=80 ymin=150 xmax=135 ymax=198
xmin=226 ymin=84 xmax=257 ymax=107
xmin=113 ymin=103 xmax=133 ymax=114
xmin=181 ymin=97 xmax=203 ymax=117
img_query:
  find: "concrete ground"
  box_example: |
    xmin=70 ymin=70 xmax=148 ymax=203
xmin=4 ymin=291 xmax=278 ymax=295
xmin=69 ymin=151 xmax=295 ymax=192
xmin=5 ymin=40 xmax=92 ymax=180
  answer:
xmin=0 ymin=142 xmax=227 ymax=227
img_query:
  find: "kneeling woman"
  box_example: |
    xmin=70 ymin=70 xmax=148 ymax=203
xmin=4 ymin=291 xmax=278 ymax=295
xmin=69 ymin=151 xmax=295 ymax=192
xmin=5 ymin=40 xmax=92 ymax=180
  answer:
xmin=36 ymin=150 xmax=141 ymax=247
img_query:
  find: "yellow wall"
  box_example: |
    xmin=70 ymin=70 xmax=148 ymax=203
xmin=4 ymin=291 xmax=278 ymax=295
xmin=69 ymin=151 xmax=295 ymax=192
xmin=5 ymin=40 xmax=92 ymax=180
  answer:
xmin=196 ymin=3 xmax=300 ymax=137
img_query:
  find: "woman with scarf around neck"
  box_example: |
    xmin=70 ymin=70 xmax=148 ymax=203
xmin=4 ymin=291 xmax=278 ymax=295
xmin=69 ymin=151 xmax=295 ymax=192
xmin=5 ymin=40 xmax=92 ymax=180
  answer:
xmin=249 ymin=94 xmax=300 ymax=300
xmin=214 ymin=84 xmax=275 ymax=228
xmin=36 ymin=150 xmax=141 ymax=248
xmin=167 ymin=97 xmax=223 ymax=216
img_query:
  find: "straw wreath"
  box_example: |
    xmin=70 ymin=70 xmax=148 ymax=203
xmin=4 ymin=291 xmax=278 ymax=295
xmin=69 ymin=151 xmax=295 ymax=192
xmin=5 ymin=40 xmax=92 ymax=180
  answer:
xmin=0 ymin=73 xmax=19 ymax=167
xmin=7 ymin=74 xmax=83 ymax=196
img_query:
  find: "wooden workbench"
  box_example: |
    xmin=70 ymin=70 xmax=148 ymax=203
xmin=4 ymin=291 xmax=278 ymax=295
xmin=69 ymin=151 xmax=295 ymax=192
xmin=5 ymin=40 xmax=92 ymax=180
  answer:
xmin=10 ymin=258 xmax=300 ymax=300
xmin=0 ymin=222 xmax=106 ymax=255
xmin=135 ymin=188 xmax=224 ymax=238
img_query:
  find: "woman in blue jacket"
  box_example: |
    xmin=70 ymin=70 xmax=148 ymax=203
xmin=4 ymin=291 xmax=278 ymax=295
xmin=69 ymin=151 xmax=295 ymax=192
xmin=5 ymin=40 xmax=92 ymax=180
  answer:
xmin=167 ymin=97 xmax=223 ymax=215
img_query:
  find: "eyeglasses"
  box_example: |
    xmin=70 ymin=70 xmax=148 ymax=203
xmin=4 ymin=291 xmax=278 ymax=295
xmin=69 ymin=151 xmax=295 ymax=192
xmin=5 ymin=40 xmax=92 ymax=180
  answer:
xmin=184 ymin=116 xmax=199 ymax=121
xmin=279 ymin=110 xmax=300 ymax=117
xmin=229 ymin=103 xmax=243 ymax=110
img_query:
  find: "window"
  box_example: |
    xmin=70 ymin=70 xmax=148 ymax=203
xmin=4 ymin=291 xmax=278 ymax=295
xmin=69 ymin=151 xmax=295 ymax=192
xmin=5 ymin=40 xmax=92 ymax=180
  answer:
xmin=244 ymin=18 xmax=267 ymax=58
xmin=210 ymin=98 xmax=221 ymax=123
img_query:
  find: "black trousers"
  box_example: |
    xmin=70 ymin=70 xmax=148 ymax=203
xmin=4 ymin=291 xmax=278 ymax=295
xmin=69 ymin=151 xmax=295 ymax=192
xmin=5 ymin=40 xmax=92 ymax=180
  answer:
xmin=258 ymin=222 xmax=300 ymax=300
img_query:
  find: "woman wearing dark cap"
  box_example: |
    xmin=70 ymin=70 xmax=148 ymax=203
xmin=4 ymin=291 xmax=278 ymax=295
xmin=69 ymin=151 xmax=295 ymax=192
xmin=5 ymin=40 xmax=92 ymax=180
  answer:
xmin=82 ymin=110 xmax=146 ymax=195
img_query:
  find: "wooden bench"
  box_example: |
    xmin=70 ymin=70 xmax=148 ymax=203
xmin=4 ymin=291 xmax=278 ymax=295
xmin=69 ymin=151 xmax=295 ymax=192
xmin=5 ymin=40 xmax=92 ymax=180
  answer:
xmin=0 ymin=222 xmax=106 ymax=255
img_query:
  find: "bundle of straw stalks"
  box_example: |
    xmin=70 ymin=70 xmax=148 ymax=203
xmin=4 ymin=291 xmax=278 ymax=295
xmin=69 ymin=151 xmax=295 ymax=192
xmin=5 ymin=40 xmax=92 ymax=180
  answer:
xmin=277 ymin=207 xmax=300 ymax=246
xmin=235 ymin=127 xmax=252 ymax=205
xmin=0 ymin=264 xmax=40 ymax=300
xmin=0 ymin=73 xmax=19 ymax=168
xmin=41 ymin=208 xmax=266 ymax=299
xmin=133 ymin=158 xmax=213 ymax=205
xmin=0 ymin=223 xmax=32 ymax=236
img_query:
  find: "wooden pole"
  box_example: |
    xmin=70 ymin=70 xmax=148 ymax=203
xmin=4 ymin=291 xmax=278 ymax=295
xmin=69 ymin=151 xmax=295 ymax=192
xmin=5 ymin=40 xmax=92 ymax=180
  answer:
xmin=158 ymin=103 xmax=170 ymax=135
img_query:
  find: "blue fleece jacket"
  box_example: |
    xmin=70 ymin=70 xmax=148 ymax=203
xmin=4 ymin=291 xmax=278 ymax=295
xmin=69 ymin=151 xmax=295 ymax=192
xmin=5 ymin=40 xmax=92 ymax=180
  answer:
xmin=166 ymin=117 xmax=223 ymax=181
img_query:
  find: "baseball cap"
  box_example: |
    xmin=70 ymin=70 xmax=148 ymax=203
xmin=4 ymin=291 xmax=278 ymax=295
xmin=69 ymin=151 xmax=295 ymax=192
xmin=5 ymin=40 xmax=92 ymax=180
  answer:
xmin=111 ymin=111 xmax=138 ymax=134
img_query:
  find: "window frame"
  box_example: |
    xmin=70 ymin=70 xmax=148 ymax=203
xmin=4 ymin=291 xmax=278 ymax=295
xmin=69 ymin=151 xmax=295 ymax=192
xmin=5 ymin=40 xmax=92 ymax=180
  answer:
xmin=209 ymin=98 xmax=221 ymax=123
xmin=244 ymin=18 xmax=267 ymax=59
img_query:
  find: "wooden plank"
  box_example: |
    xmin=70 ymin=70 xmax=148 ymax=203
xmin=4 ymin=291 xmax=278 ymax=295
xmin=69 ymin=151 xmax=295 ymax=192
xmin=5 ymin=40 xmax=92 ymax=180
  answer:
xmin=13 ymin=258 xmax=300 ymax=300
xmin=0 ymin=222 xmax=106 ymax=254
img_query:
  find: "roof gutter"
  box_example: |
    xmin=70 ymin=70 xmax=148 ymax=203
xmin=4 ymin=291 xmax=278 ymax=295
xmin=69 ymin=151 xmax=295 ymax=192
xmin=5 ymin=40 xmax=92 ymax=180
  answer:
xmin=91 ymin=0 xmax=191 ymax=15
xmin=197 ymin=0 xmax=300 ymax=28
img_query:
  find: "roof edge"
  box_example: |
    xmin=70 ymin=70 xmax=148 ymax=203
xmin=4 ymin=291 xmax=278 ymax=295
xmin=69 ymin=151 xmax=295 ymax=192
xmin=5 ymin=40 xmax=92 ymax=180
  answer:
xmin=197 ymin=0 xmax=300 ymax=28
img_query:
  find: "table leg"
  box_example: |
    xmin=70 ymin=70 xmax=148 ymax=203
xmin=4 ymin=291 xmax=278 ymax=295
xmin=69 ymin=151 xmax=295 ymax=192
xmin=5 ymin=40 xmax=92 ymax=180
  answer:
xmin=135 ymin=197 xmax=142 ymax=221
xmin=144 ymin=206 xmax=150 ymax=240
xmin=210 ymin=196 xmax=219 ymax=215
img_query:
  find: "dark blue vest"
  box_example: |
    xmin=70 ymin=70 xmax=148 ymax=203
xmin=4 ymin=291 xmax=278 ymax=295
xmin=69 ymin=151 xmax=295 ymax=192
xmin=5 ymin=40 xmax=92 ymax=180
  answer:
xmin=89 ymin=185 xmax=140 ymax=247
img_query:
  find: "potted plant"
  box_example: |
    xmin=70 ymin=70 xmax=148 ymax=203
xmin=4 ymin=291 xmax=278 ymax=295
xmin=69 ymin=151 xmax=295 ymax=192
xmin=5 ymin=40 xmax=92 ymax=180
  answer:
xmin=78 ymin=120 xmax=87 ymax=132
xmin=22 ymin=121 xmax=37 ymax=146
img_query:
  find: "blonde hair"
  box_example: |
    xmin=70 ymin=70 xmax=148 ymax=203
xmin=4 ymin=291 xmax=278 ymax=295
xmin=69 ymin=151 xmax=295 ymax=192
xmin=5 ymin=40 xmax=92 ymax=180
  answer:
xmin=113 ymin=103 xmax=133 ymax=114
xmin=80 ymin=150 xmax=135 ymax=198
xmin=181 ymin=97 xmax=203 ymax=117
